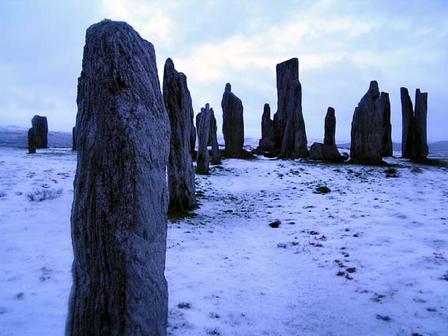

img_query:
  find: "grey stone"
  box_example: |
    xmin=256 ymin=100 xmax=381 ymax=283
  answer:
xmin=66 ymin=20 xmax=170 ymax=336
xmin=380 ymin=92 xmax=392 ymax=157
xmin=163 ymin=58 xmax=196 ymax=215
xmin=324 ymin=107 xmax=336 ymax=146
xmin=401 ymin=87 xmax=415 ymax=158
xmin=28 ymin=128 xmax=36 ymax=154
xmin=209 ymin=108 xmax=221 ymax=165
xmin=350 ymin=81 xmax=384 ymax=164
xmin=196 ymin=105 xmax=211 ymax=174
xmin=72 ymin=126 xmax=77 ymax=151
xmin=309 ymin=143 xmax=343 ymax=162
xmin=257 ymin=103 xmax=275 ymax=152
xmin=221 ymin=83 xmax=244 ymax=157
xmin=280 ymin=79 xmax=308 ymax=158
xmin=273 ymin=58 xmax=299 ymax=149
xmin=414 ymin=89 xmax=428 ymax=160
xmin=31 ymin=115 xmax=48 ymax=148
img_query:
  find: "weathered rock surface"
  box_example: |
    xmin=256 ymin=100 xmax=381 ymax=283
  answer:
xmin=280 ymin=79 xmax=308 ymax=158
xmin=350 ymin=81 xmax=384 ymax=164
xmin=72 ymin=126 xmax=77 ymax=151
xmin=414 ymin=89 xmax=428 ymax=160
xmin=271 ymin=58 xmax=308 ymax=158
xmin=221 ymin=83 xmax=244 ymax=157
xmin=257 ymin=103 xmax=275 ymax=152
xmin=324 ymin=107 xmax=336 ymax=146
xmin=381 ymin=92 xmax=393 ymax=157
xmin=209 ymin=108 xmax=221 ymax=165
xmin=196 ymin=105 xmax=211 ymax=174
xmin=273 ymin=58 xmax=299 ymax=149
xmin=163 ymin=58 xmax=196 ymax=214
xmin=31 ymin=115 xmax=48 ymax=148
xmin=190 ymin=113 xmax=197 ymax=159
xmin=401 ymin=87 xmax=415 ymax=159
xmin=28 ymin=128 xmax=36 ymax=154
xmin=309 ymin=143 xmax=343 ymax=162
xmin=66 ymin=20 xmax=170 ymax=336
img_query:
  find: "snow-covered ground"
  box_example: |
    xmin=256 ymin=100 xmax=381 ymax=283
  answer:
xmin=0 ymin=147 xmax=447 ymax=336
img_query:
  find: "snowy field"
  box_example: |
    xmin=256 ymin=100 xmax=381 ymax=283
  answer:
xmin=0 ymin=147 xmax=447 ymax=336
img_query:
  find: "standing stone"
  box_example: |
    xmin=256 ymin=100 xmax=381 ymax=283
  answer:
xmin=257 ymin=103 xmax=275 ymax=152
xmin=28 ymin=128 xmax=36 ymax=154
xmin=414 ymin=89 xmax=428 ymax=160
xmin=280 ymin=79 xmax=308 ymax=158
xmin=66 ymin=20 xmax=170 ymax=336
xmin=209 ymin=109 xmax=221 ymax=165
xmin=190 ymin=113 xmax=197 ymax=159
xmin=221 ymin=83 xmax=244 ymax=157
xmin=350 ymin=81 xmax=384 ymax=164
xmin=401 ymin=87 xmax=415 ymax=158
xmin=163 ymin=58 xmax=196 ymax=215
xmin=324 ymin=107 xmax=336 ymax=146
xmin=309 ymin=107 xmax=342 ymax=162
xmin=72 ymin=126 xmax=77 ymax=151
xmin=273 ymin=58 xmax=299 ymax=149
xmin=381 ymin=92 xmax=393 ymax=157
xmin=196 ymin=105 xmax=211 ymax=174
xmin=272 ymin=58 xmax=308 ymax=158
xmin=31 ymin=115 xmax=48 ymax=148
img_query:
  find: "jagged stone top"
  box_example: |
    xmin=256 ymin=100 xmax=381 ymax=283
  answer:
xmin=368 ymin=80 xmax=380 ymax=98
xmin=225 ymin=83 xmax=231 ymax=93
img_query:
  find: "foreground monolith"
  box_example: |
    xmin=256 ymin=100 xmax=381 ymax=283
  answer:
xmin=28 ymin=128 xmax=36 ymax=154
xmin=257 ymin=103 xmax=275 ymax=152
xmin=414 ymin=89 xmax=428 ymax=160
xmin=163 ymin=58 xmax=196 ymax=214
xmin=401 ymin=87 xmax=414 ymax=158
xmin=350 ymin=81 xmax=385 ymax=164
xmin=196 ymin=105 xmax=212 ymax=174
xmin=221 ymin=83 xmax=244 ymax=157
xmin=66 ymin=20 xmax=170 ymax=336
xmin=31 ymin=115 xmax=48 ymax=148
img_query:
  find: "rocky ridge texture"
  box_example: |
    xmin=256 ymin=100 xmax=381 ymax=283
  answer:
xmin=66 ymin=20 xmax=170 ymax=336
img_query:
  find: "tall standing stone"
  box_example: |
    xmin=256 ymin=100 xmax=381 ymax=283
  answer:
xmin=324 ymin=107 xmax=336 ymax=146
xmin=273 ymin=58 xmax=299 ymax=148
xmin=28 ymin=128 xmax=36 ymax=154
xmin=31 ymin=115 xmax=48 ymax=148
xmin=209 ymin=108 xmax=221 ymax=165
xmin=196 ymin=105 xmax=211 ymax=174
xmin=350 ymin=81 xmax=384 ymax=164
xmin=163 ymin=58 xmax=196 ymax=214
xmin=272 ymin=58 xmax=308 ymax=158
xmin=414 ymin=89 xmax=428 ymax=160
xmin=401 ymin=87 xmax=415 ymax=158
xmin=381 ymin=92 xmax=393 ymax=157
xmin=221 ymin=83 xmax=244 ymax=157
xmin=280 ymin=79 xmax=308 ymax=158
xmin=66 ymin=20 xmax=170 ymax=336
xmin=257 ymin=103 xmax=275 ymax=152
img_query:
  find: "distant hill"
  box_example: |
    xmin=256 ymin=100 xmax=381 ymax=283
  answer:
xmin=0 ymin=126 xmax=72 ymax=148
xmin=1 ymin=126 xmax=448 ymax=157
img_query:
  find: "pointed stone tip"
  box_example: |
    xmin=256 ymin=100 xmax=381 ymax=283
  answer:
xmin=225 ymin=83 xmax=231 ymax=93
xmin=205 ymin=103 xmax=210 ymax=110
xmin=369 ymin=80 xmax=379 ymax=96
xmin=164 ymin=58 xmax=175 ymax=72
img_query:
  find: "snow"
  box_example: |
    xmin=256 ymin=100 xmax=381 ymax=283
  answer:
xmin=0 ymin=147 xmax=447 ymax=336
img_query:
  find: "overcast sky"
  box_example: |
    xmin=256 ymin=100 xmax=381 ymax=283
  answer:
xmin=0 ymin=0 xmax=447 ymax=142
